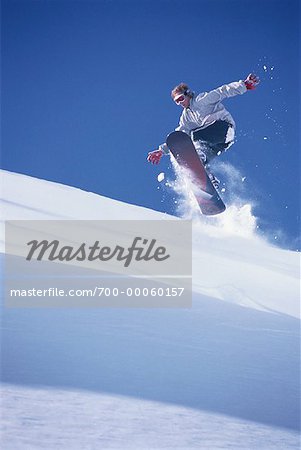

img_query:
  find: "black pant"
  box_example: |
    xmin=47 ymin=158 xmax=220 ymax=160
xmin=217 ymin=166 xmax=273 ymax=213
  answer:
xmin=192 ymin=120 xmax=233 ymax=163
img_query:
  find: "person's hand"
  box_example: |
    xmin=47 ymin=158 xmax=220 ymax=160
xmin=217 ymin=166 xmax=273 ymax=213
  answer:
xmin=244 ymin=73 xmax=260 ymax=90
xmin=147 ymin=149 xmax=163 ymax=164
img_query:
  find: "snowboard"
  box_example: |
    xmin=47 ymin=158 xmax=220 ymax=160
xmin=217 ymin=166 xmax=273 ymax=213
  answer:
xmin=166 ymin=131 xmax=226 ymax=215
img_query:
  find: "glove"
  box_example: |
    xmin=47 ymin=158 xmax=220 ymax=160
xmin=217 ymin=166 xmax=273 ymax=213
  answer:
xmin=147 ymin=149 xmax=163 ymax=165
xmin=244 ymin=73 xmax=260 ymax=90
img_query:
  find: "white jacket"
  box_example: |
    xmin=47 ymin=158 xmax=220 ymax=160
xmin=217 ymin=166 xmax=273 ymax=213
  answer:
xmin=160 ymin=80 xmax=247 ymax=154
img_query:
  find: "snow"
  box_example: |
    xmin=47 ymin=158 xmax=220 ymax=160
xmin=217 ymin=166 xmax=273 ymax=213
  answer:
xmin=0 ymin=169 xmax=300 ymax=449
xmin=157 ymin=172 xmax=165 ymax=182
xmin=2 ymin=386 xmax=299 ymax=450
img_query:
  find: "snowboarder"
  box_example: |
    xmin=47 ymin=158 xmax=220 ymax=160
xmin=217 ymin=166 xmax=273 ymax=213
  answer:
xmin=147 ymin=74 xmax=260 ymax=189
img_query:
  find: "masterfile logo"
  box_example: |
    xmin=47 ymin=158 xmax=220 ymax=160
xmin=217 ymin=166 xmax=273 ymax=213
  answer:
xmin=5 ymin=220 xmax=192 ymax=308
xmin=26 ymin=237 xmax=170 ymax=267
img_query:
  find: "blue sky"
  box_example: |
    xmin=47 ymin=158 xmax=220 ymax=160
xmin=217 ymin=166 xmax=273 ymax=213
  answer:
xmin=2 ymin=0 xmax=300 ymax=249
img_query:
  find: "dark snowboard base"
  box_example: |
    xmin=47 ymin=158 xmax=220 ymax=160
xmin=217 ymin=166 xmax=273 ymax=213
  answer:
xmin=166 ymin=131 xmax=226 ymax=216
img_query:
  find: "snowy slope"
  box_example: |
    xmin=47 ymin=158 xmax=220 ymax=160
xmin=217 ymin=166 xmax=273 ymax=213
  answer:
xmin=0 ymin=170 xmax=300 ymax=449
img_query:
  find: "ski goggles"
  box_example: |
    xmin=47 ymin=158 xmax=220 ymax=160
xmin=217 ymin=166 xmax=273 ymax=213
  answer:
xmin=174 ymin=93 xmax=186 ymax=104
